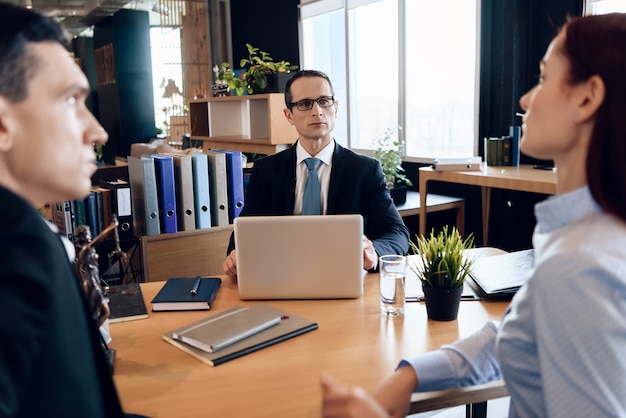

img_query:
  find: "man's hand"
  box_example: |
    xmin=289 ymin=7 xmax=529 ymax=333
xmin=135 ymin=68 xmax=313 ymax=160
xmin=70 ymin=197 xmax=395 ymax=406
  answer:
xmin=223 ymin=249 xmax=238 ymax=282
xmin=320 ymin=374 xmax=389 ymax=418
xmin=362 ymin=236 xmax=378 ymax=270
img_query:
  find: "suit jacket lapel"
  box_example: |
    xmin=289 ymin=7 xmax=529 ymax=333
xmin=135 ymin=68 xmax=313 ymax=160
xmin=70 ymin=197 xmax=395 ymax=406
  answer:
xmin=283 ymin=145 xmax=297 ymax=213
xmin=327 ymin=141 xmax=345 ymax=214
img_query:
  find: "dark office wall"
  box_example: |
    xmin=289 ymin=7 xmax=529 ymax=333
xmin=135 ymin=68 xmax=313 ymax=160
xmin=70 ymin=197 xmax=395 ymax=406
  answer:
xmin=94 ymin=9 xmax=156 ymax=164
xmin=478 ymin=0 xmax=583 ymax=156
xmin=230 ymin=0 xmax=300 ymax=69
xmin=471 ymin=0 xmax=582 ymax=249
xmin=72 ymin=36 xmax=99 ymax=118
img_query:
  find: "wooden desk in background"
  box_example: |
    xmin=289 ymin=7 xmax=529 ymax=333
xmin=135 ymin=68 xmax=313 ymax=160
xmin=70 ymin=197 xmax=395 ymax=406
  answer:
xmin=419 ymin=165 xmax=557 ymax=245
xmin=110 ymin=269 xmax=508 ymax=417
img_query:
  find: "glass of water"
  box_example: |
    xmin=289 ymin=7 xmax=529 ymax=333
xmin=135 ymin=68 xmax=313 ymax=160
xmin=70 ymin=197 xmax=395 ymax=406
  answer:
xmin=379 ymin=255 xmax=406 ymax=316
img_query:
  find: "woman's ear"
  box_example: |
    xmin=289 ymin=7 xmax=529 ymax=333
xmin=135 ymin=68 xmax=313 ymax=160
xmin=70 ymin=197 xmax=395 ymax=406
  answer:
xmin=575 ymin=75 xmax=605 ymax=123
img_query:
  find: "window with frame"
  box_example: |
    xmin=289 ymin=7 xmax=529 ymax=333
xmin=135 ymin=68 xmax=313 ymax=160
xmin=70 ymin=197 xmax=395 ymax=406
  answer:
xmin=300 ymin=0 xmax=479 ymax=160
xmin=150 ymin=27 xmax=184 ymax=136
xmin=585 ymin=0 xmax=626 ymax=14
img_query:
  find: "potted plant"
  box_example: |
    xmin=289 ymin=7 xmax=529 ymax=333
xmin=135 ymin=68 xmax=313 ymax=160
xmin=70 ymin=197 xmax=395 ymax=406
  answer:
xmin=216 ymin=43 xmax=298 ymax=96
xmin=373 ymin=127 xmax=412 ymax=205
xmin=409 ymin=226 xmax=475 ymax=321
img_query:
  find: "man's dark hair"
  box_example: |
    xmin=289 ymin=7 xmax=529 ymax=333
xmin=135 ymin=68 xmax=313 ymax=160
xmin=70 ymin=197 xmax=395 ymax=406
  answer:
xmin=284 ymin=70 xmax=335 ymax=109
xmin=0 ymin=2 xmax=69 ymax=103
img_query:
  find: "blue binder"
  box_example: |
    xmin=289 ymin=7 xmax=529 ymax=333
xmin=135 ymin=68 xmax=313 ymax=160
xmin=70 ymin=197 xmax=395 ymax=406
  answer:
xmin=211 ymin=149 xmax=245 ymax=222
xmin=191 ymin=152 xmax=212 ymax=229
xmin=152 ymin=155 xmax=178 ymax=234
xmin=84 ymin=191 xmax=99 ymax=236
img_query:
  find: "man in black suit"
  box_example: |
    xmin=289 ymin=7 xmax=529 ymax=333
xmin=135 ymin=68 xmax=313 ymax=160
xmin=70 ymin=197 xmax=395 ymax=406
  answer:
xmin=224 ymin=70 xmax=409 ymax=280
xmin=0 ymin=4 xmax=137 ymax=417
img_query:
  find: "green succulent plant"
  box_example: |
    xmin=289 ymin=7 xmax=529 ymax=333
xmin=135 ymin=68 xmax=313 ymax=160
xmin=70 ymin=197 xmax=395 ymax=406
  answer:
xmin=410 ymin=226 xmax=475 ymax=289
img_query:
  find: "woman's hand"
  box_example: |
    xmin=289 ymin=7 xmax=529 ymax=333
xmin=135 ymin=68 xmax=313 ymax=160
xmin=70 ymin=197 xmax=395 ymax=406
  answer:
xmin=320 ymin=373 xmax=389 ymax=418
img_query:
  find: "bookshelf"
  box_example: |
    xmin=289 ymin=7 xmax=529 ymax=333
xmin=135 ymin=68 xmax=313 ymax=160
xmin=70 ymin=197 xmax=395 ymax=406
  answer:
xmin=188 ymin=93 xmax=296 ymax=155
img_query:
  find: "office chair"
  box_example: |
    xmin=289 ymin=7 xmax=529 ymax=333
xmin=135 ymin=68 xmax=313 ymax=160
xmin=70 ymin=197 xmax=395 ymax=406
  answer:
xmin=409 ymin=380 xmax=508 ymax=418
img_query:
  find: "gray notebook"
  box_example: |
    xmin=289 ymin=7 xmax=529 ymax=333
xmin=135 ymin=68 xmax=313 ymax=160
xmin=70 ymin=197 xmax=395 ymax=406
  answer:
xmin=171 ymin=306 xmax=281 ymax=353
xmin=163 ymin=303 xmax=318 ymax=366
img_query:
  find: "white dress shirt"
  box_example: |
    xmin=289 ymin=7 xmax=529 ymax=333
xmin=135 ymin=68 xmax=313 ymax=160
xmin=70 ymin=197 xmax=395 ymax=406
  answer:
xmin=293 ymin=139 xmax=334 ymax=215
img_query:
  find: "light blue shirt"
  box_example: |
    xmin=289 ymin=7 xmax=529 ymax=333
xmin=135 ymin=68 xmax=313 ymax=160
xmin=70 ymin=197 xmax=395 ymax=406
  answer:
xmin=401 ymin=186 xmax=626 ymax=417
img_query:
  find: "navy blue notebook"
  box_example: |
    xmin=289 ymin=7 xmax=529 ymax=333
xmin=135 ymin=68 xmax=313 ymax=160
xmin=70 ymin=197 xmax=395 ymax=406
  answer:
xmin=151 ymin=277 xmax=221 ymax=311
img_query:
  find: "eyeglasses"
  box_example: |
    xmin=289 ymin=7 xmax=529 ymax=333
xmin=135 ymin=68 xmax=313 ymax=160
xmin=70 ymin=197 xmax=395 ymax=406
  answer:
xmin=289 ymin=96 xmax=335 ymax=111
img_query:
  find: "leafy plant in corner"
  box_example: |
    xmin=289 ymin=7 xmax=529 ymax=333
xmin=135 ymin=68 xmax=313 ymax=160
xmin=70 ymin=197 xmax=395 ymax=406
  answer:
xmin=409 ymin=226 xmax=475 ymax=289
xmin=373 ymin=127 xmax=412 ymax=189
xmin=216 ymin=43 xmax=298 ymax=95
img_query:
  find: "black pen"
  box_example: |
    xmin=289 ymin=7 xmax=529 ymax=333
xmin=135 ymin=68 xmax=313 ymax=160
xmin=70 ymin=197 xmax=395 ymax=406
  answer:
xmin=190 ymin=276 xmax=202 ymax=295
xmin=533 ymin=165 xmax=556 ymax=171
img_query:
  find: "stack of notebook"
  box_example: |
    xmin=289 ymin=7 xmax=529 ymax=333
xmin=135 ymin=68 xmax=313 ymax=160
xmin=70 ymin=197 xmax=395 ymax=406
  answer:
xmin=467 ymin=249 xmax=535 ymax=298
xmin=163 ymin=304 xmax=318 ymax=366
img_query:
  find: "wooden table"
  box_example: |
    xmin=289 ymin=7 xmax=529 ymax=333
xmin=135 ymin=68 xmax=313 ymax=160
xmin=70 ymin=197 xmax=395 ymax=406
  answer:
xmin=110 ymin=270 xmax=508 ymax=417
xmin=419 ymin=165 xmax=557 ymax=245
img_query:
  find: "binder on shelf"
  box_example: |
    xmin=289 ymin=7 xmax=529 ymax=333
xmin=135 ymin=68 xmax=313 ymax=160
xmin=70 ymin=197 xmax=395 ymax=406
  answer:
xmin=51 ymin=200 xmax=74 ymax=241
xmin=191 ymin=152 xmax=212 ymax=229
xmin=84 ymin=190 xmax=100 ymax=236
xmin=94 ymin=188 xmax=104 ymax=233
xmin=128 ymin=156 xmax=161 ymax=236
xmin=204 ymin=150 xmax=229 ymax=226
xmin=152 ymin=154 xmax=178 ymax=234
xmin=93 ymin=186 xmax=114 ymax=231
xmin=73 ymin=198 xmax=87 ymax=229
xmin=68 ymin=200 xmax=77 ymax=236
xmin=212 ymin=149 xmax=245 ymax=223
xmin=171 ymin=154 xmax=196 ymax=231
xmin=99 ymin=179 xmax=134 ymax=240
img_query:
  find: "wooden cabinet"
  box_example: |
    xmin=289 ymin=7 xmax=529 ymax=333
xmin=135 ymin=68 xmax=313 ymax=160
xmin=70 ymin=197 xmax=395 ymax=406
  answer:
xmin=189 ymin=93 xmax=296 ymax=155
xmin=140 ymin=225 xmax=233 ymax=281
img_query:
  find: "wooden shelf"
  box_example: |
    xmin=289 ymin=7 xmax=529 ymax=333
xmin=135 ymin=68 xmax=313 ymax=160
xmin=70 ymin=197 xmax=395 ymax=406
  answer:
xmin=189 ymin=93 xmax=296 ymax=155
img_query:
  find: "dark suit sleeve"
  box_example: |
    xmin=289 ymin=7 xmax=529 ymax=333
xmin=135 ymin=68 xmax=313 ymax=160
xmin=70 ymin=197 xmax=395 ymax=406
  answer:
xmin=0 ymin=191 xmax=125 ymax=418
xmin=0 ymin=225 xmax=55 ymax=416
xmin=361 ymin=159 xmax=410 ymax=259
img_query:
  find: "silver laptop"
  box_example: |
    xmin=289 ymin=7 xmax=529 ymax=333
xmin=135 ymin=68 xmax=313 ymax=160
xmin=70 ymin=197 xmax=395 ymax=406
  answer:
xmin=234 ymin=214 xmax=364 ymax=300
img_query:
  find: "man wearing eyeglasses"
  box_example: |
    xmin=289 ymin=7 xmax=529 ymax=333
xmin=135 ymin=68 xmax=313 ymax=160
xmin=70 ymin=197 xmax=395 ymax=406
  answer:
xmin=223 ymin=70 xmax=409 ymax=280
